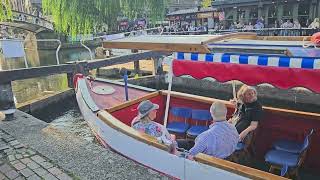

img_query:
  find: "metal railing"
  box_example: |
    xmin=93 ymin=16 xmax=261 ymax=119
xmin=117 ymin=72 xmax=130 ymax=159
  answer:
xmin=0 ymin=38 xmax=61 ymax=70
xmin=208 ymin=28 xmax=320 ymax=36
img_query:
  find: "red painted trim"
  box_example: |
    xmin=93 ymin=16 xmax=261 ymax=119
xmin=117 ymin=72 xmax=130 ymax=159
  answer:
xmin=173 ymin=60 xmax=320 ymax=93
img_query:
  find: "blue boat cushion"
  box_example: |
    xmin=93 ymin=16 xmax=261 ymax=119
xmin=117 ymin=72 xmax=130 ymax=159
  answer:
xmin=191 ymin=109 xmax=212 ymax=121
xmin=273 ymin=129 xmax=313 ymax=154
xmin=170 ymin=107 xmax=192 ymax=119
xmin=281 ymin=165 xmax=289 ymax=177
xmin=273 ymin=140 xmax=303 ymax=154
xmin=265 ymin=150 xmax=299 ymax=167
xmin=187 ymin=125 xmax=209 ymax=137
xmin=235 ymin=142 xmax=245 ymax=151
xmin=167 ymin=122 xmax=190 ymax=134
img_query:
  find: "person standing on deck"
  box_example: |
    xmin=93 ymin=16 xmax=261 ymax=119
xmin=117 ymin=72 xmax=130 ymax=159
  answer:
xmin=178 ymin=102 xmax=239 ymax=159
xmin=228 ymin=85 xmax=263 ymax=142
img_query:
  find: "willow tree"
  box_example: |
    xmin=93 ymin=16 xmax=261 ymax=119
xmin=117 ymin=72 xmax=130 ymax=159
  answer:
xmin=42 ymin=0 xmax=167 ymax=37
xmin=0 ymin=0 xmax=12 ymax=22
xmin=201 ymin=0 xmax=212 ymax=8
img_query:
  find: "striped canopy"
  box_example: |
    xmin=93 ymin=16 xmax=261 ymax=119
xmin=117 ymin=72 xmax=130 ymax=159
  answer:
xmin=173 ymin=52 xmax=320 ymax=93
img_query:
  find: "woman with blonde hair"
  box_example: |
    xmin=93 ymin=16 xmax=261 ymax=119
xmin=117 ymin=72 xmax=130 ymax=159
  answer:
xmin=228 ymin=85 xmax=262 ymax=141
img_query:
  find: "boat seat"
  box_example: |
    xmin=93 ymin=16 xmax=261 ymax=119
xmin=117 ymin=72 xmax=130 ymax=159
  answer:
xmin=187 ymin=109 xmax=211 ymax=138
xmin=273 ymin=129 xmax=314 ymax=154
xmin=235 ymin=142 xmax=245 ymax=151
xmin=265 ymin=150 xmax=299 ymax=167
xmin=167 ymin=122 xmax=190 ymax=134
xmin=167 ymin=107 xmax=192 ymax=136
xmin=186 ymin=125 xmax=209 ymax=137
xmin=228 ymin=131 xmax=256 ymax=163
xmin=264 ymin=129 xmax=312 ymax=178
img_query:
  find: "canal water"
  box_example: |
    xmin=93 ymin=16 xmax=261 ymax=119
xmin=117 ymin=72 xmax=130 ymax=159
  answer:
xmin=0 ymin=47 xmax=95 ymax=104
xmin=31 ymin=96 xmax=95 ymax=142
xmin=0 ymin=38 xmax=131 ymax=142
xmin=0 ymin=39 xmax=96 ymax=141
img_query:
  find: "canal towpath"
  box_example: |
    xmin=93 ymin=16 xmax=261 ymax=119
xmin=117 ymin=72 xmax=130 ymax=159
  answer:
xmin=0 ymin=111 xmax=168 ymax=180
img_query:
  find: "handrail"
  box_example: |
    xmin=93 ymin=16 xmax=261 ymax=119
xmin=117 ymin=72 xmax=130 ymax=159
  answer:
xmin=11 ymin=10 xmax=51 ymax=23
xmin=10 ymin=10 xmax=54 ymax=30
xmin=0 ymin=38 xmax=61 ymax=70
xmin=36 ymin=39 xmax=61 ymax=64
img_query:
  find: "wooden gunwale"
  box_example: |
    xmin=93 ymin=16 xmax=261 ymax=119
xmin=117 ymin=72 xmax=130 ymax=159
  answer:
xmin=107 ymin=91 xmax=160 ymax=113
xmin=98 ymin=110 xmax=169 ymax=151
xmin=160 ymin=90 xmax=320 ymax=120
xmin=97 ymin=102 xmax=288 ymax=180
xmin=201 ymin=32 xmax=257 ymax=45
xmin=194 ymin=154 xmax=288 ymax=180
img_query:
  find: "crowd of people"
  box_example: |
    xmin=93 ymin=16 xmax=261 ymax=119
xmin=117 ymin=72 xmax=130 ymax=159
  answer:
xmin=161 ymin=24 xmax=208 ymax=33
xmin=160 ymin=17 xmax=320 ymax=36
xmin=131 ymin=84 xmax=262 ymax=160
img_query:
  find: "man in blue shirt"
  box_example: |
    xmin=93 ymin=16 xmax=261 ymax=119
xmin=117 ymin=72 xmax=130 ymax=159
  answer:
xmin=188 ymin=102 xmax=239 ymax=159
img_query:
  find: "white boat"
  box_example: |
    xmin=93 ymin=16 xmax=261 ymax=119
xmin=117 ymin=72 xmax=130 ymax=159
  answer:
xmin=75 ymin=33 xmax=320 ymax=179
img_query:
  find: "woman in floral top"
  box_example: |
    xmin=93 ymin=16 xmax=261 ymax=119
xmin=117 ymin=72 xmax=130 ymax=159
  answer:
xmin=131 ymin=100 xmax=177 ymax=150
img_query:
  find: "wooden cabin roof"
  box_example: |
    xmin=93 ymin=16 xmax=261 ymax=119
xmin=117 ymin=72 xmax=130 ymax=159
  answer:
xmin=102 ymin=33 xmax=313 ymax=56
xmin=102 ymin=33 xmax=257 ymax=53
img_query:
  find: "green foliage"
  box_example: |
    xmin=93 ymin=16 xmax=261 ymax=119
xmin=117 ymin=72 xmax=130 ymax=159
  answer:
xmin=0 ymin=0 xmax=12 ymax=22
xmin=42 ymin=0 xmax=167 ymax=37
xmin=201 ymin=0 xmax=212 ymax=8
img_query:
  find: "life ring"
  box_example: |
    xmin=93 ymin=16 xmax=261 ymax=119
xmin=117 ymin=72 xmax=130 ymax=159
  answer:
xmin=311 ymin=32 xmax=320 ymax=47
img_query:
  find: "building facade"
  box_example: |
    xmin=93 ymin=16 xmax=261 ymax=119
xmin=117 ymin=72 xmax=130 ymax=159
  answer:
xmin=212 ymin=0 xmax=320 ymax=28
xmin=167 ymin=7 xmax=218 ymax=29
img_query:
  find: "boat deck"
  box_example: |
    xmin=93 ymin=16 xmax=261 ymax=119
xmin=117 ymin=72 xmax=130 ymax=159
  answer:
xmin=88 ymin=79 xmax=153 ymax=110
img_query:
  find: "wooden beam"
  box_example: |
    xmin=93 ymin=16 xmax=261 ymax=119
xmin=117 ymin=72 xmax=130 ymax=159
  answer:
xmin=0 ymin=51 xmax=168 ymax=84
xmin=160 ymin=90 xmax=320 ymax=120
xmin=87 ymin=51 xmax=170 ymax=70
xmin=98 ymin=110 xmax=169 ymax=151
xmin=194 ymin=153 xmax=288 ymax=180
xmin=103 ymin=42 xmax=211 ymax=53
xmin=107 ymin=91 xmax=160 ymax=113
xmin=160 ymin=90 xmax=234 ymax=108
xmin=0 ymin=64 xmax=74 ymax=84
xmin=202 ymin=32 xmax=258 ymax=45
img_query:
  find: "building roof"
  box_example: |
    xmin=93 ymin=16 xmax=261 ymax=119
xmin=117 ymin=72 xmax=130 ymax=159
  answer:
xmin=167 ymin=7 xmax=217 ymax=16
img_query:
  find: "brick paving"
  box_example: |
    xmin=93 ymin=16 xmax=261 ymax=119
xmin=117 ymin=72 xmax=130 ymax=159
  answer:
xmin=0 ymin=130 xmax=75 ymax=180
